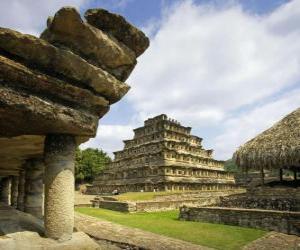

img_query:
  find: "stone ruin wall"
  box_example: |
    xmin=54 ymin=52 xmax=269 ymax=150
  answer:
xmin=90 ymin=114 xmax=236 ymax=194
xmin=179 ymin=206 xmax=300 ymax=236
xmin=91 ymin=189 xmax=245 ymax=212
xmin=0 ymin=6 xmax=149 ymax=242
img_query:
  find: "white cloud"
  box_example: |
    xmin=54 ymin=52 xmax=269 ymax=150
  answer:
xmin=3 ymin=0 xmax=298 ymax=161
xmin=129 ymin=1 xmax=300 ymax=120
xmin=213 ymin=88 xmax=300 ymax=160
xmin=0 ymin=0 xmax=90 ymax=36
xmin=125 ymin=0 xmax=300 ymax=159
xmin=80 ymin=125 xmax=134 ymax=157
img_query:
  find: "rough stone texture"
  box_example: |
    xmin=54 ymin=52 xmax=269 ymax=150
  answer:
xmin=41 ymin=7 xmax=137 ymax=81
xmin=17 ymin=170 xmax=25 ymax=211
xmin=0 ymin=231 xmax=100 ymax=250
xmin=92 ymin=190 xmax=245 ymax=212
xmin=243 ymin=231 xmax=300 ymax=250
xmin=179 ymin=206 xmax=300 ymax=236
xmin=218 ymin=187 xmax=300 ymax=211
xmin=0 ymin=202 xmax=105 ymax=249
xmin=24 ymin=159 xmax=44 ymax=219
xmin=88 ymin=114 xmax=236 ymax=194
xmin=0 ymin=201 xmax=44 ymax=236
xmin=85 ymin=8 xmax=149 ymax=57
xmin=44 ymin=134 xmax=76 ymax=241
xmin=0 ymin=6 xmax=148 ymax=178
xmin=75 ymin=213 xmax=212 ymax=250
xmin=0 ymin=5 xmax=149 ymax=244
xmin=234 ymin=170 xmax=288 ymax=188
xmin=0 ymin=27 xmax=129 ymax=104
xmin=0 ymin=55 xmax=109 ymax=115
xmin=0 ymin=177 xmax=10 ymax=205
xmin=10 ymin=176 xmax=19 ymax=208
xmin=92 ymin=200 xmax=136 ymax=212
xmin=0 ymin=86 xmax=99 ymax=137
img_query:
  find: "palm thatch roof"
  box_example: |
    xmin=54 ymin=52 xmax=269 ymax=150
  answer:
xmin=233 ymin=108 xmax=300 ymax=170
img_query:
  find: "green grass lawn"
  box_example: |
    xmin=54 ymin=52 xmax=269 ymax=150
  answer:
xmin=76 ymin=207 xmax=266 ymax=250
xmin=114 ymin=191 xmax=189 ymax=201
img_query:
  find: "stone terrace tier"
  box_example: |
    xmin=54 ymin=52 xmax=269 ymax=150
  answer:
xmin=89 ymin=114 xmax=236 ymax=194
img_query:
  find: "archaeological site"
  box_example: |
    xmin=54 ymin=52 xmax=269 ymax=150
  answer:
xmin=0 ymin=6 xmax=149 ymax=249
xmin=0 ymin=2 xmax=299 ymax=250
xmin=180 ymin=108 xmax=300 ymax=236
xmin=88 ymin=114 xmax=236 ymax=193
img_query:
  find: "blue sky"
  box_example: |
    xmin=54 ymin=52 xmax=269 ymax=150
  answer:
xmin=0 ymin=0 xmax=299 ymax=160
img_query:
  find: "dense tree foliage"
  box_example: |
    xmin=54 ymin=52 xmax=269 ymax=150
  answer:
xmin=224 ymin=159 xmax=239 ymax=173
xmin=75 ymin=148 xmax=112 ymax=183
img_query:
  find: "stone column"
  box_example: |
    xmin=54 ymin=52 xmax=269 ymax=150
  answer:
xmin=0 ymin=177 xmax=11 ymax=205
xmin=24 ymin=159 xmax=44 ymax=218
xmin=44 ymin=134 xmax=76 ymax=241
xmin=17 ymin=170 xmax=26 ymax=211
xmin=11 ymin=176 xmax=19 ymax=208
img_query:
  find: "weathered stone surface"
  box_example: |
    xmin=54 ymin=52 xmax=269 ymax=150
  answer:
xmin=17 ymin=170 xmax=25 ymax=211
xmin=0 ymin=177 xmax=10 ymax=205
xmin=218 ymin=188 xmax=300 ymax=211
xmin=0 ymin=55 xmax=109 ymax=115
xmin=85 ymin=8 xmax=150 ymax=57
xmin=179 ymin=206 xmax=300 ymax=236
xmin=0 ymin=86 xmax=98 ymax=137
xmin=24 ymin=159 xmax=44 ymax=219
xmin=44 ymin=134 xmax=76 ymax=241
xmin=243 ymin=232 xmax=300 ymax=250
xmin=0 ymin=6 xmax=149 ymax=243
xmin=0 ymin=199 xmax=99 ymax=249
xmin=88 ymin=114 xmax=236 ymax=194
xmin=10 ymin=176 xmax=19 ymax=208
xmin=0 ymin=231 xmax=100 ymax=250
xmin=41 ymin=7 xmax=136 ymax=81
xmin=91 ymin=190 xmax=245 ymax=212
xmin=0 ymin=27 xmax=130 ymax=103
xmin=0 ymin=136 xmax=44 ymax=177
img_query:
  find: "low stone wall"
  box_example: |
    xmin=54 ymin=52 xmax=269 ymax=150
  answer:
xmin=217 ymin=187 xmax=300 ymax=211
xmin=94 ymin=197 xmax=220 ymax=212
xmin=92 ymin=189 xmax=246 ymax=212
xmin=93 ymin=200 xmax=136 ymax=212
xmin=179 ymin=206 xmax=300 ymax=236
xmin=153 ymin=189 xmax=245 ymax=201
xmin=136 ymin=197 xmax=219 ymax=212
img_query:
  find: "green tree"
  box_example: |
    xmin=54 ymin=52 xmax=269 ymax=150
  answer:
xmin=75 ymin=147 xmax=111 ymax=183
xmin=224 ymin=159 xmax=239 ymax=173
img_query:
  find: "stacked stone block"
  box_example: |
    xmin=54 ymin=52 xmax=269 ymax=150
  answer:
xmin=0 ymin=6 xmax=148 ymax=242
xmin=90 ymin=114 xmax=236 ymax=194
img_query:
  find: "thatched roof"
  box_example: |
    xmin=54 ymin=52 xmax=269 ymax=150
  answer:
xmin=233 ymin=108 xmax=300 ymax=170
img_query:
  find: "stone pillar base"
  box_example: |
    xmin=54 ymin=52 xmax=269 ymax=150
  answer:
xmin=44 ymin=134 xmax=76 ymax=241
